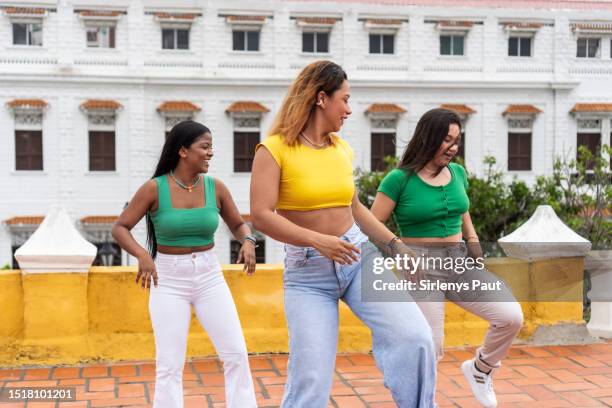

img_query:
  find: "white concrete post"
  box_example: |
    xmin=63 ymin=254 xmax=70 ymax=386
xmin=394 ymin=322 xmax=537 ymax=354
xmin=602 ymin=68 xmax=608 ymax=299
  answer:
xmin=585 ymin=251 xmax=612 ymax=338
xmin=15 ymin=204 xmax=97 ymax=273
xmin=498 ymin=205 xmax=591 ymax=261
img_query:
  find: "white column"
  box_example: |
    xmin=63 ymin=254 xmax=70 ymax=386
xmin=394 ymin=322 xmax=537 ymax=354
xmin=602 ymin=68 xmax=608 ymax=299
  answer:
xmin=407 ymin=14 xmax=425 ymax=77
xmin=273 ymin=8 xmax=290 ymax=73
xmin=482 ymin=16 xmax=497 ymax=77
xmin=586 ymin=251 xmax=612 ymax=338
xmin=553 ymin=16 xmax=570 ymax=81
xmin=127 ymin=0 xmax=144 ymax=71
xmin=56 ymin=0 xmax=74 ymax=68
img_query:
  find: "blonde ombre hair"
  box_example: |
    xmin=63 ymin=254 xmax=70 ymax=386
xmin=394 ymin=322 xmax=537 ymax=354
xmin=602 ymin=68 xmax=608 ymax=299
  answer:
xmin=268 ymin=60 xmax=347 ymax=145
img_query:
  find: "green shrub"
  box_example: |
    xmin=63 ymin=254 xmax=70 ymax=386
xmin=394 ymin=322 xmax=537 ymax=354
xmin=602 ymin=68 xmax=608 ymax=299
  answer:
xmin=354 ymin=156 xmax=399 ymax=236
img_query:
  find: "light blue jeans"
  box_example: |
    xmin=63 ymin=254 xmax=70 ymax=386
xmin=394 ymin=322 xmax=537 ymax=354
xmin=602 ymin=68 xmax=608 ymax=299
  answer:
xmin=281 ymin=223 xmax=437 ymax=407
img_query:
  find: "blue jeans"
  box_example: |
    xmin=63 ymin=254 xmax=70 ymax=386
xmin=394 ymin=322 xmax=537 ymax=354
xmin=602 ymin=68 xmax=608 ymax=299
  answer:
xmin=281 ymin=223 xmax=437 ymax=407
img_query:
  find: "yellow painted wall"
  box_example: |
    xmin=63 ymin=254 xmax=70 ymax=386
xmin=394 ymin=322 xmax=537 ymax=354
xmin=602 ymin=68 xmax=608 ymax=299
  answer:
xmin=0 ymin=270 xmax=24 ymax=365
xmin=22 ymin=273 xmax=89 ymax=339
xmin=0 ymin=258 xmax=585 ymax=367
xmin=0 ymin=270 xmax=23 ymax=339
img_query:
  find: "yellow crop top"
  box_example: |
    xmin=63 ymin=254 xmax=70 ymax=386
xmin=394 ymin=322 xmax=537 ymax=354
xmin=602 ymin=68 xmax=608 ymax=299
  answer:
xmin=256 ymin=134 xmax=355 ymax=211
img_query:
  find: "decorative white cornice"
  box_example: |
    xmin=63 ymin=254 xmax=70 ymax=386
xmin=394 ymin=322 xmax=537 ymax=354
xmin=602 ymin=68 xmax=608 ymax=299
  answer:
xmin=76 ymin=10 xmax=124 ymax=24
xmin=158 ymin=108 xmax=195 ymax=131
xmin=571 ymin=22 xmax=612 ymax=35
xmin=80 ymin=100 xmax=121 ymax=126
xmin=501 ymin=21 xmax=544 ymax=34
xmin=7 ymin=100 xmax=47 ymax=128
xmin=224 ymin=14 xmax=268 ymax=28
xmin=434 ymin=20 xmax=475 ymax=32
xmin=370 ymin=117 xmax=398 ymax=130
xmin=572 ymin=111 xmax=612 ymax=120
xmin=151 ymin=11 xmax=199 ymax=29
xmin=0 ymin=75 xmax=582 ymax=90
xmin=292 ymin=16 xmax=340 ymax=31
xmin=363 ymin=19 xmax=403 ymax=33
xmin=3 ymin=7 xmax=49 ymax=21
xmin=233 ymin=116 xmax=261 ymax=130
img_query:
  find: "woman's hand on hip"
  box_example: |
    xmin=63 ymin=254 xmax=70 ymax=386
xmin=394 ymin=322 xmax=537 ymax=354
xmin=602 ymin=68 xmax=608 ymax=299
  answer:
xmin=237 ymin=241 xmax=256 ymax=276
xmin=313 ymin=234 xmax=360 ymax=265
xmin=466 ymin=239 xmax=483 ymax=260
xmin=391 ymin=241 xmax=426 ymax=284
xmin=136 ymin=253 xmax=158 ymax=289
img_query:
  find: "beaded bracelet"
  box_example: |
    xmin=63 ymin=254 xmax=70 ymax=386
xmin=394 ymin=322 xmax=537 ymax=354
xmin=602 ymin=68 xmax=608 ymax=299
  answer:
xmin=243 ymin=235 xmax=259 ymax=248
xmin=387 ymin=236 xmax=401 ymax=252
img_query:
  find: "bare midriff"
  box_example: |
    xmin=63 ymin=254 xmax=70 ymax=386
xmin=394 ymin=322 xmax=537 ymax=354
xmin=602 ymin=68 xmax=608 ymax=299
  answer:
xmin=401 ymin=231 xmax=462 ymax=245
xmin=278 ymin=206 xmax=354 ymax=237
xmin=157 ymin=243 xmax=214 ymax=255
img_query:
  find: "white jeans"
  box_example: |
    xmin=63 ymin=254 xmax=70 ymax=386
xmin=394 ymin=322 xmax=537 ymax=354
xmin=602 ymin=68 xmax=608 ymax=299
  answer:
xmin=406 ymin=243 xmax=524 ymax=368
xmin=149 ymin=249 xmax=257 ymax=408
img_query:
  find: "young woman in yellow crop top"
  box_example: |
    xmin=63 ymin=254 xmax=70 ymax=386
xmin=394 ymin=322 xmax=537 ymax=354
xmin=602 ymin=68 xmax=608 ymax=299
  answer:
xmin=111 ymin=121 xmax=257 ymax=408
xmin=371 ymin=108 xmax=523 ymax=408
xmin=251 ymin=60 xmax=437 ymax=407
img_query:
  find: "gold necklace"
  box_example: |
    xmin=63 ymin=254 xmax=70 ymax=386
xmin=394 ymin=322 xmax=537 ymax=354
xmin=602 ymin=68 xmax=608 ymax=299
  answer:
xmin=170 ymin=171 xmax=200 ymax=193
xmin=300 ymin=132 xmax=328 ymax=148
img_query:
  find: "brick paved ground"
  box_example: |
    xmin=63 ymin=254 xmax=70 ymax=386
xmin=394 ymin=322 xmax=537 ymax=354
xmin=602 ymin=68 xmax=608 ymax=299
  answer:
xmin=1 ymin=342 xmax=612 ymax=407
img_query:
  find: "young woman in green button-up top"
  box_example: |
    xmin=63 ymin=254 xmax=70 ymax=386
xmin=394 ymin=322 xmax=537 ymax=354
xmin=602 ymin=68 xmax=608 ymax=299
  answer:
xmin=371 ymin=108 xmax=523 ymax=408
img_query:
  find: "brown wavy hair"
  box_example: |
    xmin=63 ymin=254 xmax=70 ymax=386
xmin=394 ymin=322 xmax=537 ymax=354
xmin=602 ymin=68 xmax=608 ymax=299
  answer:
xmin=398 ymin=108 xmax=462 ymax=176
xmin=268 ymin=60 xmax=347 ymax=145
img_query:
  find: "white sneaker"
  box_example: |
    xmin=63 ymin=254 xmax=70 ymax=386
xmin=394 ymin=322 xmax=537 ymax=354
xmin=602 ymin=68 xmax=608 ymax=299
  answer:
xmin=461 ymin=358 xmax=497 ymax=408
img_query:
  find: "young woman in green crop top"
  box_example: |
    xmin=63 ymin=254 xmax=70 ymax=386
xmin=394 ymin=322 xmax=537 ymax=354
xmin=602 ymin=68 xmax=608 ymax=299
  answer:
xmin=112 ymin=121 xmax=257 ymax=408
xmin=372 ymin=108 xmax=523 ymax=408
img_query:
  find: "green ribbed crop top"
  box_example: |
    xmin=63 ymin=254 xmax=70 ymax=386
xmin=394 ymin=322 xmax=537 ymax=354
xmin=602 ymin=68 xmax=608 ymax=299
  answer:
xmin=377 ymin=163 xmax=470 ymax=238
xmin=149 ymin=174 xmax=219 ymax=247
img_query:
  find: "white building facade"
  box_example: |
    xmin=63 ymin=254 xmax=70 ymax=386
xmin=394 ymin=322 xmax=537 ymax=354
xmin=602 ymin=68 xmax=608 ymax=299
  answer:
xmin=1 ymin=0 xmax=611 ymax=267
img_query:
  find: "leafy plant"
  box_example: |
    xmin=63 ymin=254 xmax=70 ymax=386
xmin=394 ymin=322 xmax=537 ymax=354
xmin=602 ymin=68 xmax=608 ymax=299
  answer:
xmin=354 ymin=156 xmax=400 ymax=236
xmin=466 ymin=156 xmax=534 ymax=244
xmin=532 ymin=145 xmax=612 ymax=249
